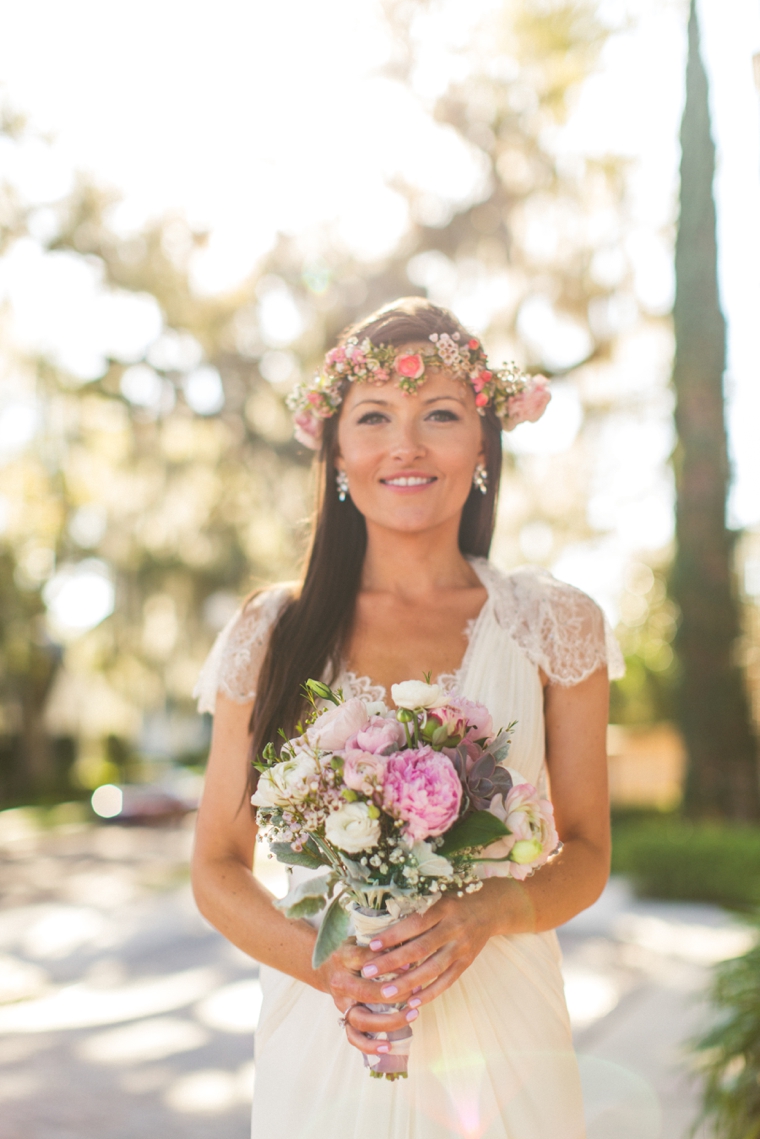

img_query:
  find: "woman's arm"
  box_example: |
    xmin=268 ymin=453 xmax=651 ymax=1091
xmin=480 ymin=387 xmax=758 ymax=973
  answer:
xmin=191 ymin=694 xmax=321 ymax=984
xmin=341 ymin=666 xmax=611 ymax=1054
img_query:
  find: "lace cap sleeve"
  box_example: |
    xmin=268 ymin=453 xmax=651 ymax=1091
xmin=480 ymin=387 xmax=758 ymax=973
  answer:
xmin=482 ymin=562 xmax=625 ymax=686
xmin=193 ymin=585 xmax=292 ymax=714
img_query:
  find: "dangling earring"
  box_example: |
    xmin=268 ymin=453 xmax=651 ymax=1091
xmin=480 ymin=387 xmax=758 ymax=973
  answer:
xmin=336 ymin=470 xmax=350 ymax=502
xmin=473 ymin=463 xmax=488 ymax=495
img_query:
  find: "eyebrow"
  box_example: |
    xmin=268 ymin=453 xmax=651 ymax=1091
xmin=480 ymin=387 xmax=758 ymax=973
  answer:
xmin=352 ymin=394 xmax=466 ymax=408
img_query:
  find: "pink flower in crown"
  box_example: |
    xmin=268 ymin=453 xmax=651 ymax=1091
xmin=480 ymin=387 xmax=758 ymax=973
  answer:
xmin=475 ymin=393 xmax=489 ymax=408
xmin=372 ymin=367 xmax=390 ymax=383
xmin=505 ymin=376 xmax=551 ymax=428
xmin=394 ymin=353 xmax=426 ymax=380
xmin=382 ymin=746 xmax=462 ymax=842
xmin=294 ymin=410 xmax=323 ymax=450
xmin=325 ymin=347 xmax=346 ymax=367
xmin=471 ymin=370 xmax=492 ymax=394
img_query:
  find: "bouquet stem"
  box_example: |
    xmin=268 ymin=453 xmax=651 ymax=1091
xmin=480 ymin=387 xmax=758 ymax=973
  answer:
xmin=350 ymin=898 xmax=436 ymax=1080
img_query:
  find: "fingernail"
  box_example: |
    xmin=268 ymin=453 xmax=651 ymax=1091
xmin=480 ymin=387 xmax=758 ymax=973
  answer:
xmin=412 ymin=985 xmax=422 ymax=994
xmin=405 ymin=1008 xmax=419 ymax=1022
xmin=369 ymin=939 xmax=383 ymax=951
xmin=400 ymin=963 xmax=411 ymax=971
xmin=362 ymin=964 xmax=378 ymax=977
xmin=377 ymin=1043 xmax=390 ymax=1054
xmin=381 ymin=984 xmax=398 ymax=998
xmin=408 ymin=997 xmax=421 ymax=1009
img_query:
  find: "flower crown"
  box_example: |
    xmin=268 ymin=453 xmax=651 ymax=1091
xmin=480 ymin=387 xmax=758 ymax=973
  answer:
xmin=287 ymin=332 xmax=550 ymax=450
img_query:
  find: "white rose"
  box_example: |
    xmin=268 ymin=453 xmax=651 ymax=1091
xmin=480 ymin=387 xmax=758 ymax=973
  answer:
xmin=306 ymin=698 xmax=369 ymax=751
xmin=251 ymin=752 xmax=318 ymax=808
xmin=391 ymin=680 xmax=442 ymax=710
xmin=410 ymin=841 xmax=453 ymax=878
xmin=325 ymin=801 xmax=381 ymax=853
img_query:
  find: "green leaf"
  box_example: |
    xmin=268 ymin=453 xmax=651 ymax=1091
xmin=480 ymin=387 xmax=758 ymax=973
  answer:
xmin=312 ymin=893 xmax=350 ymax=970
xmin=288 ymin=895 xmax=327 ymax=919
xmin=438 ymin=810 xmax=511 ymax=856
xmin=275 ymin=872 xmax=332 ymax=918
xmin=268 ymin=842 xmax=324 ymax=870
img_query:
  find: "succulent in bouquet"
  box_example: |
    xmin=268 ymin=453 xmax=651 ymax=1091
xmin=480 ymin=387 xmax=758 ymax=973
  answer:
xmin=252 ymin=676 xmax=559 ymax=1080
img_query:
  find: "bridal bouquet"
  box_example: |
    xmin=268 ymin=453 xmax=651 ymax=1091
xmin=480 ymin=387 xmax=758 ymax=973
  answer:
xmin=252 ymin=677 xmax=558 ymax=1080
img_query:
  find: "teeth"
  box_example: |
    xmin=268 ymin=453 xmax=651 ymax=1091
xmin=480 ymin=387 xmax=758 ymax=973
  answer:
xmin=384 ymin=476 xmax=434 ymax=487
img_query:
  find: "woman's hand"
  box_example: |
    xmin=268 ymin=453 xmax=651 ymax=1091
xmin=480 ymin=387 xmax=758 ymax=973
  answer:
xmin=316 ymin=886 xmax=509 ymax=1057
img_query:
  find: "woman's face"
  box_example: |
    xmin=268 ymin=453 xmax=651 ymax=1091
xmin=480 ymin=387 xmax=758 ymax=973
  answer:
xmin=335 ymin=353 xmax=485 ymax=536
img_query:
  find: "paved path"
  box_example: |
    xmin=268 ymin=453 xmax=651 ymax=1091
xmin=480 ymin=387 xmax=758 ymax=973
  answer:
xmin=0 ymin=818 xmax=752 ymax=1138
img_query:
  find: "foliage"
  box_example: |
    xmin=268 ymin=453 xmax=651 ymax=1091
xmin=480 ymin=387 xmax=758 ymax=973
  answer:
xmin=612 ymin=814 xmax=760 ymax=911
xmin=0 ymin=1 xmax=648 ymax=802
xmin=690 ymin=923 xmax=760 ymax=1139
xmin=669 ymin=0 xmax=760 ymax=818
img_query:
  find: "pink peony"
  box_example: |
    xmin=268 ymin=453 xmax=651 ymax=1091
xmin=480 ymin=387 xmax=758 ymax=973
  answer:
xmin=394 ymin=353 xmax=425 ymax=380
xmin=294 ymin=409 xmax=322 ymax=450
xmin=343 ymin=751 xmax=387 ymax=796
xmin=347 ymin=716 xmax=405 ymax=755
xmin=382 ymin=746 xmax=462 ymax=842
xmin=505 ymin=376 xmax=551 ymax=428
xmin=307 ymin=697 xmax=368 ymax=752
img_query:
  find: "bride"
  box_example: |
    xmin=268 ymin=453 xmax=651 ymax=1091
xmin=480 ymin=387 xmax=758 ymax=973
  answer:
xmin=192 ymin=297 xmax=623 ymax=1138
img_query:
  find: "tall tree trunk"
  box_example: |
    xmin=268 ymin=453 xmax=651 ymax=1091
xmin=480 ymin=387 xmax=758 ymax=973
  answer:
xmin=671 ymin=0 xmax=760 ymax=818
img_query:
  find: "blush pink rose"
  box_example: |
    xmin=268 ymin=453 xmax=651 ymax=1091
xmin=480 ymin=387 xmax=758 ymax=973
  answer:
xmin=306 ymin=698 xmax=369 ymax=752
xmin=347 ymin=716 xmax=405 ymax=755
xmin=505 ymin=376 xmax=551 ymax=428
xmin=394 ymin=353 xmax=425 ymax=380
xmin=343 ymin=751 xmax=387 ymax=796
xmin=382 ymin=746 xmax=462 ymax=842
xmin=436 ymin=695 xmax=493 ymax=745
xmin=294 ymin=409 xmax=323 ymax=450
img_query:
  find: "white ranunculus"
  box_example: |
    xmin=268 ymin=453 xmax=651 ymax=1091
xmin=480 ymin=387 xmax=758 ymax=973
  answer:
xmin=411 ymin=841 xmax=453 ymax=878
xmin=251 ymin=752 xmax=318 ymax=808
xmin=325 ymin=801 xmax=381 ymax=853
xmin=391 ymin=680 xmax=442 ymax=710
xmin=364 ymin=700 xmax=389 ymax=718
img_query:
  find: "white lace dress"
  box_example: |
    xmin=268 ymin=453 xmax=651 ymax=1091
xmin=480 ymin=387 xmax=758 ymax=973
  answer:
xmin=195 ymin=559 xmax=624 ymax=1139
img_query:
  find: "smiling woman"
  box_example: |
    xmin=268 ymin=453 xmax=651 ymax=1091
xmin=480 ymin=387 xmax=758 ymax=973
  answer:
xmin=191 ymin=296 xmax=622 ymax=1139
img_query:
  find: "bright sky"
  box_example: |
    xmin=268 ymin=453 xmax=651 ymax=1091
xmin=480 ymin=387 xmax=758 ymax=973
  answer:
xmin=1 ymin=0 xmax=759 ymax=612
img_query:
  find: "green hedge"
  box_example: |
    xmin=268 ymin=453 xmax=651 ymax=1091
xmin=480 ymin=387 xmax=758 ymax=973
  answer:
xmin=611 ymin=815 xmax=760 ymax=911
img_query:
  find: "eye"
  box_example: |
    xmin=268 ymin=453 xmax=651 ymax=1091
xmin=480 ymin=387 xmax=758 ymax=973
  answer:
xmin=356 ymin=411 xmax=389 ymax=425
xmin=426 ymin=408 xmax=460 ymax=422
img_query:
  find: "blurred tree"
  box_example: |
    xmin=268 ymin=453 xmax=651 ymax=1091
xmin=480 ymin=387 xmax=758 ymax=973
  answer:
xmin=669 ymin=0 xmax=760 ymax=819
xmin=0 ymin=1 xmax=657 ymax=802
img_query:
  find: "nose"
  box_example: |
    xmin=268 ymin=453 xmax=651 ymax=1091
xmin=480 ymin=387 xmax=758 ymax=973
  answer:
xmin=388 ymin=417 xmax=426 ymax=463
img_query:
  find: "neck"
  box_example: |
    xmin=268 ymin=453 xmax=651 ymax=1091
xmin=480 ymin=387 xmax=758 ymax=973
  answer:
xmin=360 ymin=516 xmax=480 ymax=598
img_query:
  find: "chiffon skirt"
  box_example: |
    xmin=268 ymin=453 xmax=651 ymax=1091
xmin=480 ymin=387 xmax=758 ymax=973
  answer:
xmin=250 ymin=930 xmax=585 ymax=1139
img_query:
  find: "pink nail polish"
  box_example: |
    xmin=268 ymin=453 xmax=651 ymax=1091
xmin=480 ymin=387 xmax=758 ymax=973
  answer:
xmin=408 ymin=997 xmax=421 ymax=1009
xmin=377 ymin=1043 xmax=390 ymax=1054
xmin=406 ymin=1009 xmax=419 ymax=1023
xmin=369 ymin=939 xmax=383 ymax=951
xmin=412 ymin=985 xmax=422 ymax=994
xmin=400 ymin=963 xmax=411 ymax=971
xmin=362 ymin=964 xmax=378 ymax=977
xmin=381 ymin=984 xmax=398 ymax=998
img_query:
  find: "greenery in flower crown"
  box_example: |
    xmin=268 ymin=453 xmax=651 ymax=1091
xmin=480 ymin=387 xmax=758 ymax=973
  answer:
xmin=286 ymin=332 xmax=549 ymax=449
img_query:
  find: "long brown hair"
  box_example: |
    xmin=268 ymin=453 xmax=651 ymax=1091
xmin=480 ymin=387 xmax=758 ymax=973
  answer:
xmin=249 ymin=298 xmax=502 ymax=774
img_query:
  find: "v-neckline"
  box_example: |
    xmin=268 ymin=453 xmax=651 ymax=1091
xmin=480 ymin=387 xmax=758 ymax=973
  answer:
xmin=337 ymin=557 xmax=493 ymax=702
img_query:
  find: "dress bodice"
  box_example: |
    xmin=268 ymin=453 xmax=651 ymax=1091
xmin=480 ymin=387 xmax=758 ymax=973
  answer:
xmin=194 ymin=558 xmax=624 ymax=795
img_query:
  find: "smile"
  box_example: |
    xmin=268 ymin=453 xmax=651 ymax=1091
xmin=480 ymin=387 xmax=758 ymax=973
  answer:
xmin=380 ymin=476 xmax=437 ymax=487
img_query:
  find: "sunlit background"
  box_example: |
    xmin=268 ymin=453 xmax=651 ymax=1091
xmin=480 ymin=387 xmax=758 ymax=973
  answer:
xmin=1 ymin=0 xmax=760 ymax=1135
